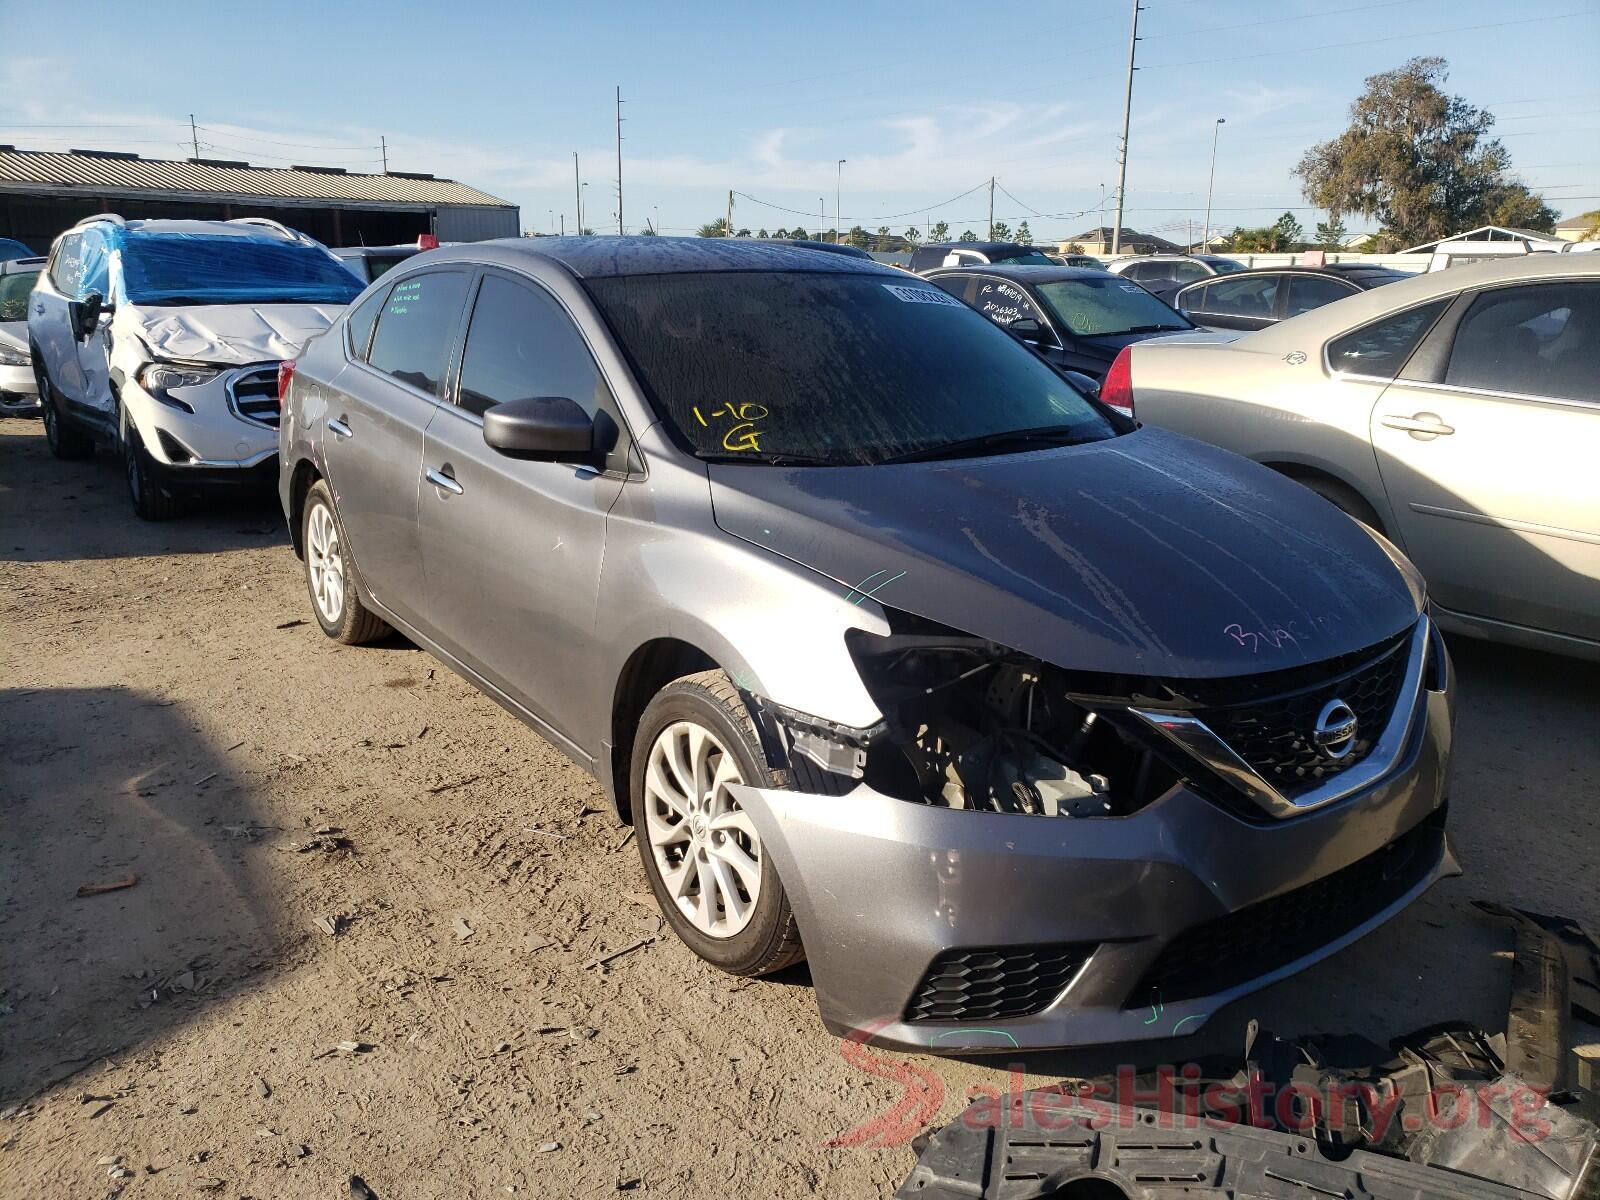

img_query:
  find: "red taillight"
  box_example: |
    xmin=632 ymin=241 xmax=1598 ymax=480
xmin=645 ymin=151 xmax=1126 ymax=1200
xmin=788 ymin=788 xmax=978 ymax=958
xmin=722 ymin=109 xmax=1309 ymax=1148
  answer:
xmin=276 ymin=359 xmax=297 ymax=399
xmin=417 ymin=233 xmax=439 ymax=250
xmin=1100 ymin=346 xmax=1135 ymax=416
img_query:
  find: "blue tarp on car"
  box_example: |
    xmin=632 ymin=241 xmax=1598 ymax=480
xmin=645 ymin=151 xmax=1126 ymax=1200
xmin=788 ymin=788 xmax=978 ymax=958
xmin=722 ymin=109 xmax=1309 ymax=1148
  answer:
xmin=79 ymin=224 xmax=363 ymax=306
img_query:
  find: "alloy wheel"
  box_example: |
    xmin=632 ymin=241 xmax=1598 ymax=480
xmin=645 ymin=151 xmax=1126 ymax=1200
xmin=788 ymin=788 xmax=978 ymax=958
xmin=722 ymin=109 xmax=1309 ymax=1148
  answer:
xmin=306 ymin=501 xmax=346 ymax=625
xmin=643 ymin=720 xmax=763 ymax=938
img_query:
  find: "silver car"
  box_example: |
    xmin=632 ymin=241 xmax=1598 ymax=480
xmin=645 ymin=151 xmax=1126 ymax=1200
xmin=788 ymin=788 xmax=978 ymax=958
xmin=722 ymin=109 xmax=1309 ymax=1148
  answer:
xmin=1124 ymin=255 xmax=1599 ymax=662
xmin=278 ymin=238 xmax=1455 ymax=1052
xmin=0 ymin=256 xmax=45 ymax=415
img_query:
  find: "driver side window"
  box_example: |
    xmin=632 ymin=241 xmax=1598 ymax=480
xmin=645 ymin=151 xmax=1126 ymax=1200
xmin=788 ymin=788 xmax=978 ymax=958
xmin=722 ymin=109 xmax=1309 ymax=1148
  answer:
xmin=455 ymin=273 xmax=632 ymax=471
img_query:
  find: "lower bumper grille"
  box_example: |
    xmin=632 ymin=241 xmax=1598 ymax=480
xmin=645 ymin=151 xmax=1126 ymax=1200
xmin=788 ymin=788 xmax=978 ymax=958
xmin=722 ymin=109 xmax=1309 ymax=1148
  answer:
xmin=907 ymin=943 xmax=1096 ymax=1023
xmin=1130 ymin=804 xmax=1445 ymax=1005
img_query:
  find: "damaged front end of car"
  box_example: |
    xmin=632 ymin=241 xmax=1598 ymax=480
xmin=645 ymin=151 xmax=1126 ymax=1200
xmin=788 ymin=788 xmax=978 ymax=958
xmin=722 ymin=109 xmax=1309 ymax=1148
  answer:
xmin=727 ymin=602 xmax=1455 ymax=1053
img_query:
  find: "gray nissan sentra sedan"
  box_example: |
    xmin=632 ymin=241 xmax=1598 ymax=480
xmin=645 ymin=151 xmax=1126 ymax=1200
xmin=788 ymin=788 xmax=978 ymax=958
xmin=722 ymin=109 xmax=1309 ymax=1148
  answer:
xmin=278 ymin=237 xmax=1456 ymax=1053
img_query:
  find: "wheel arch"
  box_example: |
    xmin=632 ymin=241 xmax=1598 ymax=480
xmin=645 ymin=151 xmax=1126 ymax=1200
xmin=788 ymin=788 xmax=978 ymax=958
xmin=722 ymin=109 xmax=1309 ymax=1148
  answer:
xmin=1259 ymin=458 xmax=1388 ymax=534
xmin=287 ymin=458 xmax=322 ymax=559
xmin=607 ymin=637 xmax=721 ymax=823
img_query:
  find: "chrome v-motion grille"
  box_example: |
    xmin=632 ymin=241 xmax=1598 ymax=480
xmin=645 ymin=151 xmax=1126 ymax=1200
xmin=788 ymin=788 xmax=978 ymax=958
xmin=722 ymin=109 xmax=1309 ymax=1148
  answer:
xmin=227 ymin=366 xmax=281 ymax=429
xmin=1132 ymin=618 xmax=1430 ymax=820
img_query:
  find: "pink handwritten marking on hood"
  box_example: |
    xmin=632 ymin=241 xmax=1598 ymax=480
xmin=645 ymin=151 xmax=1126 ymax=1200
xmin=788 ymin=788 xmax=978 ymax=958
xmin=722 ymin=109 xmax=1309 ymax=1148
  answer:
xmin=135 ymin=303 xmax=343 ymax=364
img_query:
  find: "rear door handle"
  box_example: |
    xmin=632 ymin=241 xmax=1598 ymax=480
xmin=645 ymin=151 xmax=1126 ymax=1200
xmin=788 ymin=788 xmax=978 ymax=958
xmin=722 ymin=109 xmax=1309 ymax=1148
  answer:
xmin=326 ymin=417 xmax=353 ymax=439
xmin=424 ymin=466 xmax=463 ymax=496
xmin=1380 ymin=413 xmax=1455 ymax=437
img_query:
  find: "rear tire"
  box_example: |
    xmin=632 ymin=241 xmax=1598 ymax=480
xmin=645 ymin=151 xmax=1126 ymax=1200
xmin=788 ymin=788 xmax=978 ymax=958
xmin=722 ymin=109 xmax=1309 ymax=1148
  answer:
xmin=37 ymin=360 xmax=93 ymax=460
xmin=632 ymin=669 xmax=805 ymax=977
xmin=124 ymin=425 xmax=183 ymax=521
xmin=302 ymin=479 xmax=390 ymax=645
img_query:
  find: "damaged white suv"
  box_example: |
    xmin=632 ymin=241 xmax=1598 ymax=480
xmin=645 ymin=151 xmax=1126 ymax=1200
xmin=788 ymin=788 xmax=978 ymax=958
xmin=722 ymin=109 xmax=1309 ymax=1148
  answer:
xmin=29 ymin=216 xmax=362 ymax=518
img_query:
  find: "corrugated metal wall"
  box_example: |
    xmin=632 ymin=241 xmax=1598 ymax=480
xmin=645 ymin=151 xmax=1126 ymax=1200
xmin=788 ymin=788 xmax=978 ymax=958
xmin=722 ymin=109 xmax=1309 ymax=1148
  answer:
xmin=435 ymin=205 xmax=521 ymax=242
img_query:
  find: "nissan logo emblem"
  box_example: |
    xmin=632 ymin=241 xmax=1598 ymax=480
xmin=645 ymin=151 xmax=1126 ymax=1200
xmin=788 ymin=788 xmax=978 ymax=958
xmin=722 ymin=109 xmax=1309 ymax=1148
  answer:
xmin=1313 ymin=698 xmax=1359 ymax=760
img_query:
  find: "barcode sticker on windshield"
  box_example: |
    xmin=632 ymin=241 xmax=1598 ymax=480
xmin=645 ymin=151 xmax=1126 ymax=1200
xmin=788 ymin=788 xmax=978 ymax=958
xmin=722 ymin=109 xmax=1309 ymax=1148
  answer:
xmin=1118 ymin=283 xmax=1145 ymax=294
xmin=883 ymin=283 xmax=964 ymax=307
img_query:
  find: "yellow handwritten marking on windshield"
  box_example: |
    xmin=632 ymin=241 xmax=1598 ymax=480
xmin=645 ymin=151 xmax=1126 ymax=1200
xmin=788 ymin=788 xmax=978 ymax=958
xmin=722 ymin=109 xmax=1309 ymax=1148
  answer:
xmin=701 ymin=402 xmax=769 ymax=452
xmin=692 ymin=406 xmax=707 ymax=426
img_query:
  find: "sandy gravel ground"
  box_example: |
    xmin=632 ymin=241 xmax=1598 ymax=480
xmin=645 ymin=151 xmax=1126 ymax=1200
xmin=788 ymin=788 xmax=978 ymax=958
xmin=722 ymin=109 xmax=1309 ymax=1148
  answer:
xmin=1 ymin=419 xmax=1596 ymax=1198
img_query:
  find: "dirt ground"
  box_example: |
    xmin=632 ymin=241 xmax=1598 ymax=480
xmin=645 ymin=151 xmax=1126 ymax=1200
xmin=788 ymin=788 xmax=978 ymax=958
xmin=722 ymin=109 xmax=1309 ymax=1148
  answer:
xmin=1 ymin=418 xmax=1596 ymax=1199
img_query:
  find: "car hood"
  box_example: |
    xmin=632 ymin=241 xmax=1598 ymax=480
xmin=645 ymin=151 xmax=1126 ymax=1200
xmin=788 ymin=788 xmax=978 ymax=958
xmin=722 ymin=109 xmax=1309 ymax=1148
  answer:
xmin=128 ymin=303 xmax=344 ymax=365
xmin=708 ymin=426 xmax=1421 ymax=679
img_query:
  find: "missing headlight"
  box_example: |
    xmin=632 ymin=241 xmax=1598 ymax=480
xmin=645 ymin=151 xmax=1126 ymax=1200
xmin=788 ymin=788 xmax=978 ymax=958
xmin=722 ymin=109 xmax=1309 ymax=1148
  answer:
xmin=842 ymin=609 xmax=1183 ymax=817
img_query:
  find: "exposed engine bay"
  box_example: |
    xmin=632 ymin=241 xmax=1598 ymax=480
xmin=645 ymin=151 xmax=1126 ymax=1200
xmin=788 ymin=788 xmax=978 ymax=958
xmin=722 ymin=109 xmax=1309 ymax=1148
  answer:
xmin=755 ymin=610 xmax=1185 ymax=816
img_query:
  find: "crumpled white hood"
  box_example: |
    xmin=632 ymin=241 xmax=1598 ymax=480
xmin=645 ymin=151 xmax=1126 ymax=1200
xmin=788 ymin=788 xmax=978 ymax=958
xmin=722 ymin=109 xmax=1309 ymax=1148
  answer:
xmin=132 ymin=303 xmax=343 ymax=364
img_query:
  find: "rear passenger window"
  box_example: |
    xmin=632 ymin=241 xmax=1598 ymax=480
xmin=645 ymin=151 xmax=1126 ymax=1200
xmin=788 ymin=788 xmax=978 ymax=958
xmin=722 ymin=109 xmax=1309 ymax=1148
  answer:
xmin=366 ymin=271 xmax=469 ymax=396
xmin=1203 ymin=276 xmax=1280 ymax=319
xmin=932 ymin=274 xmax=973 ymax=302
xmin=1284 ymin=275 xmax=1356 ymax=317
xmin=1445 ymin=282 xmax=1599 ymax=403
xmin=1326 ymin=299 xmax=1450 ymax=378
xmin=344 ymin=285 xmax=389 ymax=361
xmin=1167 ymin=260 xmax=1208 ymax=285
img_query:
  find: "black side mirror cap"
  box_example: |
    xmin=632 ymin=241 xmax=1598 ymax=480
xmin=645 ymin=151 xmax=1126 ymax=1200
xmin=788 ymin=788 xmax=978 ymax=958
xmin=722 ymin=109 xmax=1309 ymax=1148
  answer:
xmin=482 ymin=396 xmax=596 ymax=461
xmin=68 ymin=291 xmax=109 ymax=340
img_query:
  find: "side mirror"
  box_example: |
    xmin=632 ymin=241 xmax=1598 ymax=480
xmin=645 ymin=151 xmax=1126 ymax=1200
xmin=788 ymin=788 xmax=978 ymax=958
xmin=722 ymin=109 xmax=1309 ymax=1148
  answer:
xmin=1008 ymin=316 xmax=1049 ymax=347
xmin=69 ymin=291 xmax=110 ymax=340
xmin=483 ymin=396 xmax=596 ymax=461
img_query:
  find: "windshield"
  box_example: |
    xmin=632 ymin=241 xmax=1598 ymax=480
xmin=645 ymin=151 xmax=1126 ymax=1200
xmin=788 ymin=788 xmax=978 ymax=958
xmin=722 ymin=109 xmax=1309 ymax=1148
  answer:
xmin=1203 ymin=257 xmax=1247 ymax=274
xmin=119 ymin=234 xmax=363 ymax=305
xmin=0 ymin=269 xmax=40 ymax=321
xmin=1033 ymin=276 xmax=1191 ymax=336
xmin=585 ymin=271 xmax=1119 ymax=466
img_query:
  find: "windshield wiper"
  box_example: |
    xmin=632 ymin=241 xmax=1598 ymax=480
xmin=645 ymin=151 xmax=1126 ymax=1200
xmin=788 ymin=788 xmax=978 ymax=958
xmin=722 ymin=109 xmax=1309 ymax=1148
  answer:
xmin=876 ymin=425 xmax=1097 ymax=465
xmin=697 ymin=451 xmax=840 ymax=467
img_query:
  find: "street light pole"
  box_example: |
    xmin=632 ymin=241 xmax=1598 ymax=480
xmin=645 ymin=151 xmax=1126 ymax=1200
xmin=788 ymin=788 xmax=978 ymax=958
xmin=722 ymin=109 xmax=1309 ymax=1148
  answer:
xmin=836 ymin=159 xmax=845 ymax=245
xmin=573 ymin=152 xmax=582 ymax=236
xmin=819 ymin=198 xmax=825 ymax=240
xmin=1202 ymin=117 xmax=1225 ymax=254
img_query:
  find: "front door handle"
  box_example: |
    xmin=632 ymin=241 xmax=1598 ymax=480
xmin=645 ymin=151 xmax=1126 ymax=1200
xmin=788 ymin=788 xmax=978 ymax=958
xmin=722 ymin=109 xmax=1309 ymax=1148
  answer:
xmin=424 ymin=466 xmax=463 ymax=496
xmin=1380 ymin=412 xmax=1455 ymax=438
xmin=326 ymin=417 xmax=353 ymax=439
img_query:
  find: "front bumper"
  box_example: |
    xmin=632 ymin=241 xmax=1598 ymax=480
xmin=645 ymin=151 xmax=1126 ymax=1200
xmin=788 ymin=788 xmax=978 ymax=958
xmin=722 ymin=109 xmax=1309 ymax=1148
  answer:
xmin=0 ymin=361 xmax=39 ymax=411
xmin=125 ymin=367 xmax=278 ymax=474
xmin=729 ymin=669 xmax=1454 ymax=1053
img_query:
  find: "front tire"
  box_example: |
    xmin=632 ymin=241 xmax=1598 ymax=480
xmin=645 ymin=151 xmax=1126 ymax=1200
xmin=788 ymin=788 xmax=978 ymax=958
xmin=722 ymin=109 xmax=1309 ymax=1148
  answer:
xmin=632 ymin=670 xmax=805 ymax=976
xmin=123 ymin=426 xmax=183 ymax=521
xmin=36 ymin=358 xmax=93 ymax=460
xmin=302 ymin=479 xmax=390 ymax=645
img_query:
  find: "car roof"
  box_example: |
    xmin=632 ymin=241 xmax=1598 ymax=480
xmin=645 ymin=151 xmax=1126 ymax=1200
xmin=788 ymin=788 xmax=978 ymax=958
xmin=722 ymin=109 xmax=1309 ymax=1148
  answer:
xmin=0 ymin=256 xmax=45 ymax=273
xmin=916 ymin=241 xmax=1036 ymax=254
xmin=331 ymin=245 xmax=423 ymax=257
xmin=926 ymin=264 xmax=1117 ymax=284
xmin=1160 ymin=253 xmax=1600 ymax=349
xmin=414 ymin=235 xmax=904 ymax=280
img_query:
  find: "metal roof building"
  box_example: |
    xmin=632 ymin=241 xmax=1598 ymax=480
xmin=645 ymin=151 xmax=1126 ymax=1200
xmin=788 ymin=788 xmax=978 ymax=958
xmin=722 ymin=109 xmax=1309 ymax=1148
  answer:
xmin=0 ymin=147 xmax=519 ymax=252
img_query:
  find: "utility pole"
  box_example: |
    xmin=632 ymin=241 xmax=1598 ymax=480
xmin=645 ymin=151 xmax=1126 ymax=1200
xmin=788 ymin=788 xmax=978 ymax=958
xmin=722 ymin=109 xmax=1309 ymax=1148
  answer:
xmin=1202 ymin=117 xmax=1225 ymax=255
xmin=1111 ymin=0 xmax=1141 ymax=256
xmin=560 ymin=214 xmax=566 ymax=236
xmin=726 ymin=190 xmax=734 ymax=238
xmin=615 ymin=86 xmax=625 ymax=236
xmin=381 ymin=135 xmax=388 ymax=173
xmin=987 ymin=177 xmax=995 ymax=240
xmin=573 ymin=152 xmax=582 ymax=235
xmin=189 ymin=114 xmax=200 ymax=159
xmin=836 ymin=159 xmax=845 ymax=245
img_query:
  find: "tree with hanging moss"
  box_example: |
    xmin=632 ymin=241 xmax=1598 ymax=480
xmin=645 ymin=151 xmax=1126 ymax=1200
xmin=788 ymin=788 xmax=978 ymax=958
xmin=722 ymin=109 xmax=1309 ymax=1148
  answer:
xmin=1296 ymin=57 xmax=1556 ymax=250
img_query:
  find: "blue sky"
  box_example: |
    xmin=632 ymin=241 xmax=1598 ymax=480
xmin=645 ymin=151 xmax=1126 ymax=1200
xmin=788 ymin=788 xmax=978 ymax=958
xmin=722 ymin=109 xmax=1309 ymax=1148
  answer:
xmin=4 ymin=0 xmax=1597 ymax=241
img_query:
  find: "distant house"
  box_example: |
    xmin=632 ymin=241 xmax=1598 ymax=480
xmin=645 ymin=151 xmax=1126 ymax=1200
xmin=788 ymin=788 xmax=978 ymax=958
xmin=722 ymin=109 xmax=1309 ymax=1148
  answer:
xmin=1061 ymin=226 xmax=1183 ymax=256
xmin=1556 ymin=213 xmax=1598 ymax=243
